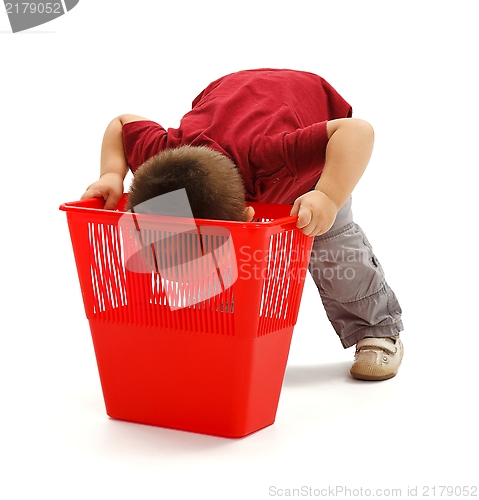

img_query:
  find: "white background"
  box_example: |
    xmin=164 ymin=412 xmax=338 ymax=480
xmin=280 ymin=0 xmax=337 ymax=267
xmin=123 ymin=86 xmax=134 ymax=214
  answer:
xmin=1 ymin=1 xmax=478 ymax=498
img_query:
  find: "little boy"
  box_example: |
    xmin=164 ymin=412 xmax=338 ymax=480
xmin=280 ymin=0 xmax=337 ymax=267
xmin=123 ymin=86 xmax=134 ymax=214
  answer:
xmin=81 ymin=68 xmax=404 ymax=381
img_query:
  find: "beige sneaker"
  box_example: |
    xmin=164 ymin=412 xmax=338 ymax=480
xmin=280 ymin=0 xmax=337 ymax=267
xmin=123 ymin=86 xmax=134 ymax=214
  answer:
xmin=350 ymin=335 xmax=403 ymax=381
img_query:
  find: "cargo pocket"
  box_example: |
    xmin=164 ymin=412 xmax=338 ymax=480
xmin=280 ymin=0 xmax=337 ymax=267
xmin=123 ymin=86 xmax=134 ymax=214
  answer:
xmin=309 ymin=223 xmax=386 ymax=304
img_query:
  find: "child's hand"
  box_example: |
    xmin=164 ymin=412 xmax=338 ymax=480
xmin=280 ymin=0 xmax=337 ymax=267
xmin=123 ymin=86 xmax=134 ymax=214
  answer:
xmin=290 ymin=190 xmax=338 ymax=236
xmin=80 ymin=172 xmax=124 ymax=210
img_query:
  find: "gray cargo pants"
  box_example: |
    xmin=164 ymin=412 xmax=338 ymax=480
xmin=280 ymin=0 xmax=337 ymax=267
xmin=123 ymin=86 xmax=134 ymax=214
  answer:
xmin=308 ymin=197 xmax=403 ymax=348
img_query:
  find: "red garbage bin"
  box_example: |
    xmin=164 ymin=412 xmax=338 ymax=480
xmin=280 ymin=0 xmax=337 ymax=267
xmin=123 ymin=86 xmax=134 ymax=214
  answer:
xmin=60 ymin=194 xmax=313 ymax=438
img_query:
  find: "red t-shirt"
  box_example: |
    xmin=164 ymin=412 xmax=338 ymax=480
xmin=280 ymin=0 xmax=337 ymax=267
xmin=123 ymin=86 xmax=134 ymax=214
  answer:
xmin=122 ymin=69 xmax=352 ymax=204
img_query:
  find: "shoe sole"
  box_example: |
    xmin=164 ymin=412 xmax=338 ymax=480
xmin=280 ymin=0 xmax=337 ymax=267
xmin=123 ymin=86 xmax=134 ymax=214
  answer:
xmin=350 ymin=345 xmax=404 ymax=381
xmin=350 ymin=362 xmax=399 ymax=381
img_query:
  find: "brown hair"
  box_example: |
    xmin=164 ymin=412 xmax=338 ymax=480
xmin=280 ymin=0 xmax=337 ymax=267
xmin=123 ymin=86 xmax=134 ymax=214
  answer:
xmin=126 ymin=145 xmax=247 ymax=220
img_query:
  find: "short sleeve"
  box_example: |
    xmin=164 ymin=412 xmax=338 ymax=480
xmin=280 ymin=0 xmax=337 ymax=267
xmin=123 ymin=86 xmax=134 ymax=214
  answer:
xmin=122 ymin=120 xmax=168 ymax=173
xmin=282 ymin=121 xmax=329 ymax=176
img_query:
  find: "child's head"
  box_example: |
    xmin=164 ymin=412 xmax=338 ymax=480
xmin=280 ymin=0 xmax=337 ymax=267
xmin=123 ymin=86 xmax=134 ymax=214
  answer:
xmin=126 ymin=145 xmax=253 ymax=221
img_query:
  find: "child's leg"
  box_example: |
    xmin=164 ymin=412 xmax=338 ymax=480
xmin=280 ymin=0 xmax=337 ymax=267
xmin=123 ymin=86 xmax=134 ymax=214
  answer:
xmin=308 ymin=197 xmax=403 ymax=349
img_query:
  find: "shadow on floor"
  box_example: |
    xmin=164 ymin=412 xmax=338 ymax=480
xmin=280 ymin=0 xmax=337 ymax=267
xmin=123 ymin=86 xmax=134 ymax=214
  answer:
xmin=283 ymin=361 xmax=356 ymax=387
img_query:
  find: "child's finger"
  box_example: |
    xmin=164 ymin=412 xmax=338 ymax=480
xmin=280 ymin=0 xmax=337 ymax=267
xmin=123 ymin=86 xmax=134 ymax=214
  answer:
xmin=103 ymin=191 xmax=121 ymax=210
xmin=296 ymin=205 xmax=312 ymax=229
xmin=80 ymin=188 xmax=101 ymax=200
xmin=290 ymin=198 xmax=301 ymax=216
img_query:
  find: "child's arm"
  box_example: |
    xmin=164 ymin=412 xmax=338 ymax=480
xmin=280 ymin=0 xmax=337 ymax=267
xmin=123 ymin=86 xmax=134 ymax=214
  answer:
xmin=80 ymin=114 xmax=149 ymax=209
xmin=290 ymin=118 xmax=374 ymax=236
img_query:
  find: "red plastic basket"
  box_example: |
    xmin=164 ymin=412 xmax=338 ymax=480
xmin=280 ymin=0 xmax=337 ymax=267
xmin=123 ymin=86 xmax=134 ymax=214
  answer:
xmin=60 ymin=194 xmax=313 ymax=438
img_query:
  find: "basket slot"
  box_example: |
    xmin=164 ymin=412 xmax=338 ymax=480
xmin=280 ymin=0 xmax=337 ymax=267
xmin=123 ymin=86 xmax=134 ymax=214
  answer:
xmin=146 ymin=229 xmax=234 ymax=312
xmin=258 ymin=229 xmax=308 ymax=336
xmin=87 ymin=221 xmax=235 ymax=334
xmin=88 ymin=222 xmax=127 ymax=317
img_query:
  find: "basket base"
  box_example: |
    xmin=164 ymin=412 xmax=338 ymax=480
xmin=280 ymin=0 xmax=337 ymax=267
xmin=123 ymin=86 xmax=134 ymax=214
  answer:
xmin=89 ymin=320 xmax=294 ymax=438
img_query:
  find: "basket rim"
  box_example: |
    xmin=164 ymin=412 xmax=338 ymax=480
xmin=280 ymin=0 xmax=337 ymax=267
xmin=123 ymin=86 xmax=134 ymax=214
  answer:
xmin=59 ymin=194 xmax=299 ymax=230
